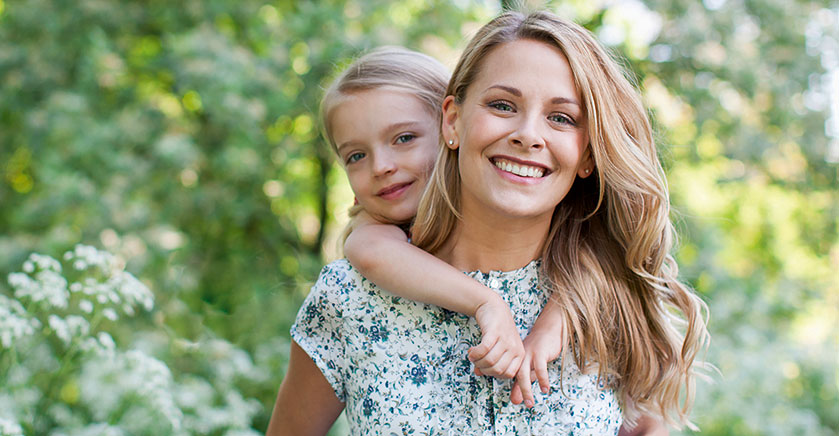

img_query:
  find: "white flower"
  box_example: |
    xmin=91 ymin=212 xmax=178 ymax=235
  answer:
xmin=66 ymin=245 xmax=115 ymax=271
xmin=79 ymin=300 xmax=94 ymax=314
xmin=9 ymin=267 xmax=69 ymax=309
xmin=111 ymin=272 xmax=154 ymax=312
xmin=48 ymin=315 xmax=70 ymax=345
xmin=70 ymin=282 xmax=82 ymax=293
xmin=30 ymin=253 xmax=61 ymax=272
xmin=0 ymin=294 xmax=40 ymax=348
xmin=97 ymin=332 xmax=115 ymax=350
xmin=103 ymin=308 xmax=118 ymax=321
xmin=66 ymin=315 xmax=90 ymax=337
xmin=0 ymin=416 xmax=23 ymax=436
xmin=22 ymin=261 xmax=34 ymax=273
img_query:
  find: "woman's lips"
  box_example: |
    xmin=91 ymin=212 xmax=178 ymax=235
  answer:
xmin=490 ymin=156 xmax=551 ymax=184
xmin=376 ymin=182 xmax=413 ymax=200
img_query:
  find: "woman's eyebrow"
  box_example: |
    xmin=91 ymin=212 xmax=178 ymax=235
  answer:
xmin=486 ymin=84 xmax=521 ymax=96
xmin=550 ymin=96 xmax=581 ymax=107
xmin=486 ymin=84 xmax=581 ymax=107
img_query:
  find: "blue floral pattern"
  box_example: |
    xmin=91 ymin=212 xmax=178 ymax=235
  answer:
xmin=291 ymin=259 xmax=622 ymax=435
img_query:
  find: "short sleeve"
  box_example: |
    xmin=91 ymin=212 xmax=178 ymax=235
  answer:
xmin=290 ymin=260 xmax=353 ymax=402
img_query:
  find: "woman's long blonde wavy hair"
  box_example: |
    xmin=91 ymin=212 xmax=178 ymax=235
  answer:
xmin=412 ymin=10 xmax=710 ymax=429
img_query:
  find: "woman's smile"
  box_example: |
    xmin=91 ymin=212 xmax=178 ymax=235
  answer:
xmin=490 ymin=156 xmax=550 ymax=181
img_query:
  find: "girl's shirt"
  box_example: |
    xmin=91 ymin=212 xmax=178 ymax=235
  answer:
xmin=291 ymin=259 xmax=622 ymax=436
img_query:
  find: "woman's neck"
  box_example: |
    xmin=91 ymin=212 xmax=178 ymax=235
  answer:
xmin=435 ymin=208 xmax=552 ymax=273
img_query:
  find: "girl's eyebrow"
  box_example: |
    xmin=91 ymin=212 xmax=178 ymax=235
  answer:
xmin=336 ymin=121 xmax=426 ymax=152
xmin=336 ymin=140 xmax=359 ymax=155
xmin=385 ymin=121 xmax=424 ymax=131
xmin=485 ymin=84 xmax=581 ymax=107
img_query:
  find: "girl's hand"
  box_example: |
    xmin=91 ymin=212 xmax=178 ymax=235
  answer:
xmin=510 ymin=318 xmax=567 ymax=408
xmin=468 ymin=294 xmax=524 ymax=379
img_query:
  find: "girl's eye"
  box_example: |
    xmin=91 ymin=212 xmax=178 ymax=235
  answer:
xmin=488 ymin=100 xmax=514 ymax=112
xmin=549 ymin=113 xmax=575 ymax=126
xmin=346 ymin=152 xmax=365 ymax=164
xmin=395 ymin=134 xmax=416 ymax=144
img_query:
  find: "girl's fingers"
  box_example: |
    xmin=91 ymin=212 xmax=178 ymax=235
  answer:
xmin=514 ymin=358 xmax=535 ymax=407
xmin=502 ymin=355 xmax=523 ymax=379
xmin=468 ymin=334 xmax=498 ymax=362
xmin=511 ymin=382 xmax=524 ymax=405
xmin=474 ymin=348 xmax=513 ymax=377
xmin=534 ymin=357 xmax=550 ymax=394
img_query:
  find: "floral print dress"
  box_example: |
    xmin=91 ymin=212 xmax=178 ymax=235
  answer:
xmin=291 ymin=259 xmax=622 ymax=435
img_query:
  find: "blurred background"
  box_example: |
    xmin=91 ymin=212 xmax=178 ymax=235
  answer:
xmin=0 ymin=0 xmax=836 ymax=434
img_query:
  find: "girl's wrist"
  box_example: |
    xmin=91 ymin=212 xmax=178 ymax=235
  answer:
xmin=472 ymin=289 xmax=504 ymax=318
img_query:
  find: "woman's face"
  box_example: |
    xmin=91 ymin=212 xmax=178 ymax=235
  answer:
xmin=331 ymin=88 xmax=439 ymax=224
xmin=443 ymin=38 xmax=593 ymax=224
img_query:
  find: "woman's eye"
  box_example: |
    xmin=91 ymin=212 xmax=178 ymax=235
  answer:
xmin=488 ymin=101 xmax=514 ymax=112
xmin=549 ymin=113 xmax=575 ymax=125
xmin=395 ymin=134 xmax=416 ymax=144
xmin=346 ymin=152 xmax=365 ymax=164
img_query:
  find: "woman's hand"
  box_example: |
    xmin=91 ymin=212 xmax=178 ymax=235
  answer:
xmin=468 ymin=294 xmax=524 ymax=379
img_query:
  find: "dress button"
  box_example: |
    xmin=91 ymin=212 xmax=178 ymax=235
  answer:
xmin=489 ymin=278 xmax=499 ymax=289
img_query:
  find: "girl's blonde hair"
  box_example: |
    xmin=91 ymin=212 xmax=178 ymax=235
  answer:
xmin=412 ymin=10 xmax=710 ymax=429
xmin=320 ymin=46 xmax=449 ymax=236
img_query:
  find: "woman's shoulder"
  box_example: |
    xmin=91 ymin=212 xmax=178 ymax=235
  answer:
xmin=313 ymin=258 xmax=364 ymax=289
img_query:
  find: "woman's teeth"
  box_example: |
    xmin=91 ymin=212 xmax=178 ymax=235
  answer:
xmin=494 ymin=159 xmax=545 ymax=178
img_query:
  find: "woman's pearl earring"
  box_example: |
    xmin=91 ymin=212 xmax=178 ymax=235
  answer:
xmin=585 ymin=168 xmax=591 ymax=174
xmin=448 ymin=139 xmax=454 ymax=145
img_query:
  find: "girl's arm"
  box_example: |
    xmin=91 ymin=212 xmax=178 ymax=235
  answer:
xmin=510 ymin=297 xmax=567 ymax=407
xmin=345 ymin=215 xmax=524 ymax=379
xmin=266 ymin=341 xmax=345 ymax=436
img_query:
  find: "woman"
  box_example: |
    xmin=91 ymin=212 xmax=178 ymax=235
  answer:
xmin=268 ymin=10 xmax=708 ymax=436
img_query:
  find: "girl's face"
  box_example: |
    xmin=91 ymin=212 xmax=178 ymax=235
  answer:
xmin=331 ymin=88 xmax=439 ymax=224
xmin=443 ymin=38 xmax=593 ymax=224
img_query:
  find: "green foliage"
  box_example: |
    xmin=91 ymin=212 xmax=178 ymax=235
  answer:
xmin=0 ymin=0 xmax=836 ymax=434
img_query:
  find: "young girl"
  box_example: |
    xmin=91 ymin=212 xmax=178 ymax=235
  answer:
xmin=320 ymin=46 xmax=567 ymax=407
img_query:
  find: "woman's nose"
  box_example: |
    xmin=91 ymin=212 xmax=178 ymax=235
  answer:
xmin=510 ymin=115 xmax=545 ymax=149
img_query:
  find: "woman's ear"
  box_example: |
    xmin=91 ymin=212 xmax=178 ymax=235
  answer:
xmin=577 ymin=145 xmax=595 ymax=178
xmin=441 ymin=95 xmax=459 ymax=150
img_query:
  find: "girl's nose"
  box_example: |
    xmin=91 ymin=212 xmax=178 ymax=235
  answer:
xmin=371 ymin=150 xmax=397 ymax=176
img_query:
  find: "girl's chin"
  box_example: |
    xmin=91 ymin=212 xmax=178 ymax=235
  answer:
xmin=371 ymin=209 xmax=415 ymax=225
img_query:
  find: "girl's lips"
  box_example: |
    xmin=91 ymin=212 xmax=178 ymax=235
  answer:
xmin=376 ymin=182 xmax=413 ymax=200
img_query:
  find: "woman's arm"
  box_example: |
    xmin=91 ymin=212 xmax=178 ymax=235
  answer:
xmin=265 ymin=341 xmax=345 ymax=436
xmin=345 ymin=218 xmax=524 ymax=379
